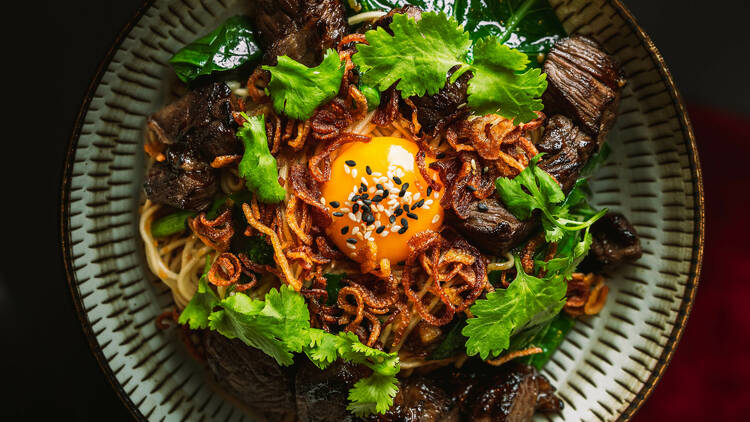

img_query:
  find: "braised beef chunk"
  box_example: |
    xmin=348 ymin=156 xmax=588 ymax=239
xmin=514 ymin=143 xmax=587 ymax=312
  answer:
xmin=448 ymin=198 xmax=537 ymax=256
xmin=374 ymin=376 xmax=460 ymax=422
xmin=296 ymin=359 xmax=369 ymax=422
xmin=202 ymin=331 xmax=296 ymax=421
xmin=401 ymin=66 xmax=472 ymax=135
xmin=537 ymin=114 xmax=596 ymax=192
xmin=250 ymin=0 xmax=349 ymax=66
xmin=144 ymin=162 xmax=217 ymax=211
xmin=144 ymin=82 xmax=239 ymax=211
xmin=580 ymin=212 xmax=642 ymax=272
xmin=543 ymin=36 xmax=625 ymax=145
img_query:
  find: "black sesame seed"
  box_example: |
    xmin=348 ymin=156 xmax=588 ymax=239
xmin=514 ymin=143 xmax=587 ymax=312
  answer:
xmin=361 ymin=204 xmax=371 ymax=213
xmin=426 ymin=186 xmax=433 ymax=196
xmin=363 ymin=212 xmax=375 ymax=225
xmin=407 ymin=212 xmax=418 ymax=220
xmin=341 ymin=226 xmax=349 ymax=234
xmin=350 ymin=194 xmax=361 ymax=202
xmin=376 ymin=183 xmax=384 ymax=191
xmin=400 ymin=218 xmax=408 ymax=228
xmin=389 ymin=215 xmax=396 ymax=224
xmin=477 ymin=203 xmax=489 ymax=212
xmin=360 ymin=183 xmax=368 ymax=191
xmin=401 ymin=182 xmax=410 ymax=191
xmin=347 ymin=237 xmax=358 ymax=244
xmin=466 ymin=185 xmax=477 ymax=192
xmin=359 ymin=185 xmax=366 ymax=193
xmin=352 ymin=203 xmax=360 ymax=213
xmin=345 ymin=160 xmax=356 ymax=167
xmin=329 ymin=201 xmax=340 ymax=208
xmin=361 ymin=193 xmax=369 ymax=199
xmin=394 ymin=208 xmax=403 ymax=216
xmin=376 ymin=225 xmax=386 ymax=233
xmin=333 ymin=211 xmax=344 ymax=217
xmin=412 ymin=199 xmax=425 ymax=209
xmin=362 ymin=199 xmax=372 ymax=206
xmin=382 ymin=189 xmax=389 ymax=197
xmin=398 ymin=190 xmax=406 ymax=198
xmin=403 ymin=204 xmax=410 ymax=212
xmin=366 ymin=166 xmax=372 ymax=175
xmin=372 ymin=195 xmax=383 ymax=202
xmin=398 ymin=226 xmax=408 ymax=234
xmin=393 ymin=176 xmax=402 ymax=185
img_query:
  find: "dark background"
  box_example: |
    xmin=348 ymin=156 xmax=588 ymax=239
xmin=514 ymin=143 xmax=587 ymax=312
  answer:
xmin=4 ymin=0 xmax=749 ymax=420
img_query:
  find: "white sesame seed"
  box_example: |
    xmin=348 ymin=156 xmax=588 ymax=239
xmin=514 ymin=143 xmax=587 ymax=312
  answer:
xmin=432 ymin=214 xmax=440 ymax=224
xmin=391 ymin=225 xmax=401 ymax=232
xmin=351 ymin=226 xmax=360 ymax=235
xmin=425 ymin=199 xmax=433 ymax=206
xmin=361 ymin=177 xmax=368 ymax=185
xmin=347 ymin=243 xmax=356 ymax=250
xmin=352 ymin=169 xmax=358 ymax=178
xmin=348 ymin=213 xmax=357 ymax=222
xmin=344 ymin=166 xmax=350 ymax=174
xmin=433 ymin=193 xmax=439 ymax=199
xmin=339 ymin=207 xmax=350 ymax=213
xmin=413 ymin=192 xmax=420 ymax=201
xmin=369 ymin=186 xmax=376 ymax=194
xmin=373 ymin=172 xmax=382 ymax=177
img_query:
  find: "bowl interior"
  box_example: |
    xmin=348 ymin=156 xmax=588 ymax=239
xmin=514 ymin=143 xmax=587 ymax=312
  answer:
xmin=61 ymin=0 xmax=702 ymax=421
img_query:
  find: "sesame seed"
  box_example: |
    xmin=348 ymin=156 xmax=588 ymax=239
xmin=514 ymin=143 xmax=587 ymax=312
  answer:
xmin=477 ymin=203 xmax=489 ymax=212
xmin=345 ymin=160 xmax=356 ymax=167
xmin=321 ymin=197 xmax=326 ymax=204
xmin=347 ymin=243 xmax=356 ymax=250
xmin=398 ymin=190 xmax=406 ymax=198
xmin=361 ymin=193 xmax=369 ymax=199
xmin=403 ymin=204 xmax=410 ymax=212
xmin=389 ymin=215 xmax=396 ymax=224
xmin=412 ymin=199 xmax=425 ymax=209
xmin=344 ymin=165 xmax=351 ymax=174
xmin=361 ymin=177 xmax=368 ymax=185
xmin=372 ymin=195 xmax=383 ymax=202
xmin=413 ymin=192 xmax=420 ymax=201
xmin=432 ymin=214 xmax=440 ymax=224
xmin=362 ymin=199 xmax=372 ymax=206
xmin=351 ymin=194 xmax=361 ymax=202
xmin=398 ymin=226 xmax=408 ymax=234
xmin=361 ymin=204 xmax=371 ymax=213
xmin=394 ymin=208 xmax=403 ymax=216
xmin=401 ymin=182 xmax=410 ymax=192
xmin=366 ymin=166 xmax=372 ymax=175
xmin=363 ymin=212 xmax=375 ymax=225
xmin=376 ymin=226 xmax=385 ymax=234
xmin=333 ymin=211 xmax=345 ymax=217
xmin=352 ymin=169 xmax=358 ymax=178
xmin=380 ymin=230 xmax=389 ymax=237
xmin=407 ymin=212 xmax=418 ymax=220
xmin=352 ymin=203 xmax=359 ymax=213
xmin=382 ymin=189 xmax=389 ymax=197
xmin=347 ymin=237 xmax=358 ymax=244
xmin=360 ymin=183 xmax=368 ymax=191
xmin=426 ymin=186 xmax=433 ymax=196
xmin=390 ymin=225 xmax=401 ymax=232
xmin=348 ymin=213 xmax=357 ymax=221
xmin=376 ymin=183 xmax=384 ymax=191
xmin=341 ymin=226 xmax=349 ymax=234
xmin=329 ymin=201 xmax=340 ymax=208
xmin=393 ymin=176 xmax=402 ymax=185
xmin=373 ymin=172 xmax=382 ymax=177
xmin=400 ymin=217 xmax=408 ymax=227
xmin=351 ymin=226 xmax=360 ymax=235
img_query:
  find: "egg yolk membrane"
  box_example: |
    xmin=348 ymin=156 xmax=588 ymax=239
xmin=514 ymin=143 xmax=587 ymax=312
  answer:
xmin=321 ymin=137 xmax=443 ymax=265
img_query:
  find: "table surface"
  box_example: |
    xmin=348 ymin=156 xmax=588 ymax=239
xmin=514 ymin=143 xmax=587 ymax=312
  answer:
xmin=4 ymin=0 xmax=748 ymax=420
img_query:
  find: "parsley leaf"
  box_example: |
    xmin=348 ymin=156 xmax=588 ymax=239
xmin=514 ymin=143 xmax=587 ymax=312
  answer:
xmin=354 ymin=11 xmax=471 ymax=97
xmin=178 ymin=256 xmax=218 ymax=329
xmin=263 ymin=49 xmax=346 ymax=120
xmin=462 ymin=258 xmax=567 ymax=360
xmin=237 ymin=113 xmax=286 ymax=203
xmin=467 ymin=37 xmax=548 ymax=124
xmin=495 ymin=154 xmax=606 ymax=242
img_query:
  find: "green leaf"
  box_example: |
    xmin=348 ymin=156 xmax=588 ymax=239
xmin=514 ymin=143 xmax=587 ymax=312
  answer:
xmin=463 ymin=258 xmax=567 ymax=359
xmin=237 ymin=113 xmax=286 ymax=203
xmin=263 ymin=49 xmax=345 ymax=120
xmin=232 ymin=235 xmax=275 ymax=266
xmin=324 ymin=273 xmax=346 ymax=306
xmin=169 ymin=16 xmax=261 ymax=84
xmin=178 ymin=256 xmax=218 ymax=329
xmin=347 ymin=373 xmax=400 ymax=416
xmin=522 ymin=313 xmax=575 ymax=369
xmin=353 ymin=11 xmax=472 ymax=97
xmin=468 ymin=37 xmax=547 ymax=124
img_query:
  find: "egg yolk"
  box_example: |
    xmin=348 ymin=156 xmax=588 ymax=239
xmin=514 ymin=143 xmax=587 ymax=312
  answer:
xmin=321 ymin=136 xmax=443 ymax=264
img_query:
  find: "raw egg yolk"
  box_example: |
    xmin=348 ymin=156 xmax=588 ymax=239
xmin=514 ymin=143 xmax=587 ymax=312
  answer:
xmin=321 ymin=136 xmax=443 ymax=264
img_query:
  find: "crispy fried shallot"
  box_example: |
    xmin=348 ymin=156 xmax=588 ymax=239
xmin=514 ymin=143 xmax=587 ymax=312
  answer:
xmin=485 ymin=346 xmax=543 ymax=366
xmin=190 ymin=209 xmax=234 ymax=251
xmin=208 ymin=252 xmax=242 ymax=287
xmin=564 ymin=272 xmax=609 ymax=317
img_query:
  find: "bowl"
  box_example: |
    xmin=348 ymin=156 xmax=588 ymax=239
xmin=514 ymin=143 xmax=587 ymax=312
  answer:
xmin=60 ymin=0 xmax=704 ymax=420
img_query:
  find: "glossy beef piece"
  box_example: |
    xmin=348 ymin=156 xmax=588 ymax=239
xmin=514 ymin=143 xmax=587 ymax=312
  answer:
xmin=373 ymin=375 xmax=460 ymax=422
xmin=447 ymin=198 xmax=537 ymax=256
xmin=250 ymin=0 xmax=349 ymax=66
xmin=537 ymin=114 xmax=596 ymax=192
xmin=296 ymin=359 xmax=369 ymax=422
xmin=543 ymin=35 xmax=625 ymax=145
xmin=143 ymin=162 xmax=217 ymax=211
xmin=580 ymin=212 xmax=643 ymax=272
xmin=401 ymin=66 xmax=472 ymax=136
xmin=202 ymin=331 xmax=296 ymax=421
xmin=362 ymin=5 xmax=424 ymax=34
xmin=450 ymin=362 xmax=563 ymax=422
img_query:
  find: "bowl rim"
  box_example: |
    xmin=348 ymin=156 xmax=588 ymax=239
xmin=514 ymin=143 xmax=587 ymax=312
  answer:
xmin=59 ymin=1 xmax=705 ymax=421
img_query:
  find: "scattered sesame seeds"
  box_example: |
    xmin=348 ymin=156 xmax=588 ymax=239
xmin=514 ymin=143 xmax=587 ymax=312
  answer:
xmin=350 ymin=194 xmax=361 ymax=202
xmin=366 ymin=165 xmax=372 ymax=175
xmin=426 ymin=186 xmax=433 ymax=196
xmin=477 ymin=203 xmax=489 ymax=212
xmin=400 ymin=217 xmax=408 ymax=228
xmin=346 ymin=237 xmax=358 ymax=244
xmin=332 ymin=211 xmax=344 ymax=217
xmin=352 ymin=169 xmax=358 ymax=178
xmin=345 ymin=160 xmax=356 ymax=167
xmin=376 ymin=226 xmax=385 ymax=234
xmin=372 ymin=195 xmax=383 ymax=202
xmin=389 ymin=215 xmax=396 ymax=224
xmin=352 ymin=203 xmax=359 ymax=213
xmin=394 ymin=207 xmax=403 ymax=216
xmin=432 ymin=214 xmax=440 ymax=224
xmin=341 ymin=226 xmax=349 ymax=234
xmin=376 ymin=183 xmax=384 ymax=191
xmin=329 ymin=201 xmax=340 ymax=208
xmin=412 ymin=199 xmax=425 ymax=209
xmin=398 ymin=226 xmax=408 ymax=234
xmin=351 ymin=226 xmax=360 ymax=235
xmin=348 ymin=213 xmax=357 ymax=222
xmin=407 ymin=212 xmax=418 ymax=220
xmin=393 ymin=176 xmax=402 ymax=185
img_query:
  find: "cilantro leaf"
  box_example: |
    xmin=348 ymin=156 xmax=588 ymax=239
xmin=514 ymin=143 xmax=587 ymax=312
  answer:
xmin=178 ymin=257 xmax=218 ymax=329
xmin=467 ymin=37 xmax=547 ymax=124
xmin=463 ymin=258 xmax=567 ymax=359
xmin=353 ymin=12 xmax=472 ymax=97
xmin=237 ymin=113 xmax=286 ymax=203
xmin=263 ymin=49 xmax=345 ymax=120
xmin=348 ymin=373 xmax=400 ymax=417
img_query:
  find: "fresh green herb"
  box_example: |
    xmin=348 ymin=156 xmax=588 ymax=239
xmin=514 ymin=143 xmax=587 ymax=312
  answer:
xmin=324 ymin=273 xmax=346 ymax=305
xmin=462 ymin=257 xmax=567 ymax=359
xmin=354 ymin=12 xmax=472 ymax=97
xmin=426 ymin=317 xmax=467 ymax=360
xmin=169 ymin=16 xmax=261 ymax=84
xmin=467 ymin=36 xmax=547 ymax=123
xmin=151 ymin=210 xmax=195 ymax=238
xmin=232 ymin=235 xmax=274 ymax=266
xmin=352 ymin=11 xmax=547 ymax=124
xmin=495 ymin=154 xmax=607 ymax=242
xmin=263 ymin=49 xmax=346 ymax=120
xmin=580 ymin=142 xmax=612 ymax=178
xmin=521 ymin=313 xmax=575 ymax=369
xmin=178 ymin=256 xmax=219 ymax=329
xmin=360 ymin=83 xmax=381 ymax=110
xmin=237 ymin=113 xmax=286 ymax=203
